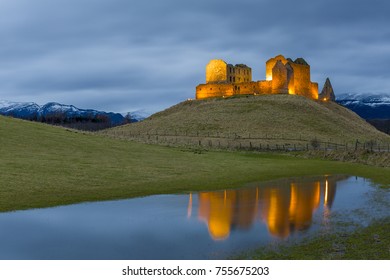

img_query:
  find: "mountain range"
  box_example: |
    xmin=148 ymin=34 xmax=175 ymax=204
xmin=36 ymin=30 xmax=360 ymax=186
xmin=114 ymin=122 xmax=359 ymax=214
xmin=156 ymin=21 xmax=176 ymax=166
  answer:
xmin=0 ymin=101 xmax=150 ymax=127
xmin=336 ymin=93 xmax=390 ymax=119
xmin=336 ymin=93 xmax=390 ymax=134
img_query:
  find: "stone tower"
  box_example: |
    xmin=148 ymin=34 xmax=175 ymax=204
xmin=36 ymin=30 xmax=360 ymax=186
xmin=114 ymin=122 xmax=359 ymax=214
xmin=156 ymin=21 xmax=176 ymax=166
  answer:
xmin=319 ymin=78 xmax=335 ymax=101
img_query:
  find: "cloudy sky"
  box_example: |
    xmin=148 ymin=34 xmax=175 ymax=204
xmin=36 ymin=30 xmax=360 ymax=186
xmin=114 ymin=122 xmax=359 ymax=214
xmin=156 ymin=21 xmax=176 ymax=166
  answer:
xmin=0 ymin=0 xmax=389 ymax=113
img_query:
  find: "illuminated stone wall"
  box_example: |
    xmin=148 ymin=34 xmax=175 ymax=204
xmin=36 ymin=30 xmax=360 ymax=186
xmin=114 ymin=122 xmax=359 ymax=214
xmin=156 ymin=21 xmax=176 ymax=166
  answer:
xmin=266 ymin=55 xmax=288 ymax=81
xmin=289 ymin=61 xmax=312 ymax=98
xmin=206 ymin=59 xmax=228 ymax=83
xmin=234 ymin=64 xmax=252 ymax=83
xmin=271 ymin=60 xmax=288 ymax=94
xmin=196 ymin=81 xmax=272 ymax=99
xmin=196 ymin=83 xmax=234 ymax=99
xmin=310 ymin=82 xmax=319 ymax=100
xmin=286 ymin=63 xmax=295 ymax=94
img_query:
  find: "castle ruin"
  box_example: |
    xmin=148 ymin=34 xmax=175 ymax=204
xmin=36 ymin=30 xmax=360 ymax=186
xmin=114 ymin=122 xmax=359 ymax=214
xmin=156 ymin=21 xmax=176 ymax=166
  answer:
xmin=196 ymin=54 xmax=334 ymax=101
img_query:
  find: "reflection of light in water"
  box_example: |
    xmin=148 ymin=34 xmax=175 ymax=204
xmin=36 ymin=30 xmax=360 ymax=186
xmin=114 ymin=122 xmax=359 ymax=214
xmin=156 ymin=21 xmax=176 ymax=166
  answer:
xmin=268 ymin=191 xmax=278 ymax=232
xmin=198 ymin=192 xmax=234 ymax=240
xmin=289 ymin=184 xmax=298 ymax=217
xmin=253 ymin=187 xmax=259 ymax=219
xmin=195 ymin=177 xmax=343 ymax=240
xmin=324 ymin=178 xmax=329 ymax=205
xmin=187 ymin=193 xmax=192 ymax=218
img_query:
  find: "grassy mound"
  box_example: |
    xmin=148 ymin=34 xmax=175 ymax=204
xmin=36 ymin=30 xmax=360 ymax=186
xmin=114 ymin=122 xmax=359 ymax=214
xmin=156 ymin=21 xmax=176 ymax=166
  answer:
xmin=103 ymin=95 xmax=390 ymax=148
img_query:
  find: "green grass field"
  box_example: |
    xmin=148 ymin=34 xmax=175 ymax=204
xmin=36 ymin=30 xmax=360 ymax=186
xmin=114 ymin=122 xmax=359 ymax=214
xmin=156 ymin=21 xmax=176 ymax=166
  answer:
xmin=0 ymin=115 xmax=389 ymax=212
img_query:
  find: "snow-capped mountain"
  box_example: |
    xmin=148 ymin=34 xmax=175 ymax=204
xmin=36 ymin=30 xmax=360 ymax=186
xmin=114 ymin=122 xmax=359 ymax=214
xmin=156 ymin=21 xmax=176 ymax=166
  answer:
xmin=336 ymin=93 xmax=390 ymax=119
xmin=0 ymin=101 xmax=41 ymax=118
xmin=126 ymin=109 xmax=151 ymax=121
xmin=0 ymin=101 xmax=126 ymax=126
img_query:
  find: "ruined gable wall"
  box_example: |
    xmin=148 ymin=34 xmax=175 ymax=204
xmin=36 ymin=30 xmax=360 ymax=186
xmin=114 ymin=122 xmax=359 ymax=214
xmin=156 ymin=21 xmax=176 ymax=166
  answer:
xmin=266 ymin=55 xmax=288 ymax=80
xmin=285 ymin=63 xmax=295 ymax=94
xmin=271 ymin=61 xmax=288 ymax=94
xmin=206 ymin=59 xmax=228 ymax=83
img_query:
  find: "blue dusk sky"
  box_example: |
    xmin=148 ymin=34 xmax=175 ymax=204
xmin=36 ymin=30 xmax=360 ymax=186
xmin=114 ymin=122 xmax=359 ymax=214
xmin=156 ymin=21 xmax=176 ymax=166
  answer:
xmin=0 ymin=0 xmax=389 ymax=113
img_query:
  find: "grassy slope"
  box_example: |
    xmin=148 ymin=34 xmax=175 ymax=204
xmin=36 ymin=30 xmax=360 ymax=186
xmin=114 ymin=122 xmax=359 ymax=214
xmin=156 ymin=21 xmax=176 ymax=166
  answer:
xmin=0 ymin=115 xmax=389 ymax=212
xmin=104 ymin=94 xmax=390 ymax=144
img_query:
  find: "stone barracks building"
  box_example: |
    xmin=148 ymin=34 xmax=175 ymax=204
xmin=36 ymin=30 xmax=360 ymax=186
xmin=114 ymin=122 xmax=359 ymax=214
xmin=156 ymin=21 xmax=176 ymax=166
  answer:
xmin=196 ymin=54 xmax=335 ymax=101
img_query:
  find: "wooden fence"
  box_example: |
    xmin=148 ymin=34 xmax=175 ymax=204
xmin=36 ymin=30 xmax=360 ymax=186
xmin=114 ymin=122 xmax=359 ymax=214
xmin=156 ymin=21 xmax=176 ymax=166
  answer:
xmin=107 ymin=130 xmax=390 ymax=153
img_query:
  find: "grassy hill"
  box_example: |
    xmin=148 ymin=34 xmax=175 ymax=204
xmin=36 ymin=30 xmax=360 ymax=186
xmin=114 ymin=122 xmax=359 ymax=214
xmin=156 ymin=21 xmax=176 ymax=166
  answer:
xmin=102 ymin=95 xmax=390 ymax=149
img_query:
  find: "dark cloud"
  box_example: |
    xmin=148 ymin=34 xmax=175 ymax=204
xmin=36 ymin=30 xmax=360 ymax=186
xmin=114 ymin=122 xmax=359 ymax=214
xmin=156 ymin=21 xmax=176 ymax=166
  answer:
xmin=0 ymin=0 xmax=389 ymax=113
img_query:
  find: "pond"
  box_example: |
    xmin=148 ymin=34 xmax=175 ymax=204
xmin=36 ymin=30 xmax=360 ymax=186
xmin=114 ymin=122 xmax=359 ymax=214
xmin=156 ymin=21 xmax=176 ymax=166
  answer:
xmin=0 ymin=175 xmax=388 ymax=259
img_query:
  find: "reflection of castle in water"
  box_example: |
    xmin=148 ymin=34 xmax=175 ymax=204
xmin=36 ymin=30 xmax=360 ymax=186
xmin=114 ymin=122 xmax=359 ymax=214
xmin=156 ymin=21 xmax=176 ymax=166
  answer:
xmin=189 ymin=176 xmax=343 ymax=240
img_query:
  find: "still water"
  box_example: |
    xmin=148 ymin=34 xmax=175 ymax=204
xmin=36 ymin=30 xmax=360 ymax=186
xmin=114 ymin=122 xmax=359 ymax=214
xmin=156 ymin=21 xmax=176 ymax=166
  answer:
xmin=0 ymin=175 xmax=388 ymax=259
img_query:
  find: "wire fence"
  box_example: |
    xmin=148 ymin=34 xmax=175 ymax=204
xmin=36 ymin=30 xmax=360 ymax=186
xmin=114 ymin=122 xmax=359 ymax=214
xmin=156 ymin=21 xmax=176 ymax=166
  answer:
xmin=107 ymin=130 xmax=390 ymax=153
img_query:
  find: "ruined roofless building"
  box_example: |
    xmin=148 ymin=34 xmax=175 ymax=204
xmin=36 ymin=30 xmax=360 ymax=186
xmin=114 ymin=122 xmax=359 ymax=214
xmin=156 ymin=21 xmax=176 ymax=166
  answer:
xmin=196 ymin=54 xmax=334 ymax=101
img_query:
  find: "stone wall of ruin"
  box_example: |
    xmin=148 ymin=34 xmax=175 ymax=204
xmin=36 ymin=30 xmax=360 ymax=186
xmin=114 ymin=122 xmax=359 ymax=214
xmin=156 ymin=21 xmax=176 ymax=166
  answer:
xmin=266 ymin=55 xmax=288 ymax=80
xmin=272 ymin=61 xmax=288 ymax=94
xmin=290 ymin=63 xmax=312 ymax=98
xmin=196 ymin=83 xmax=234 ymax=99
xmin=310 ymin=82 xmax=319 ymax=99
xmin=206 ymin=59 xmax=228 ymax=83
xmin=196 ymin=81 xmax=273 ymax=99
